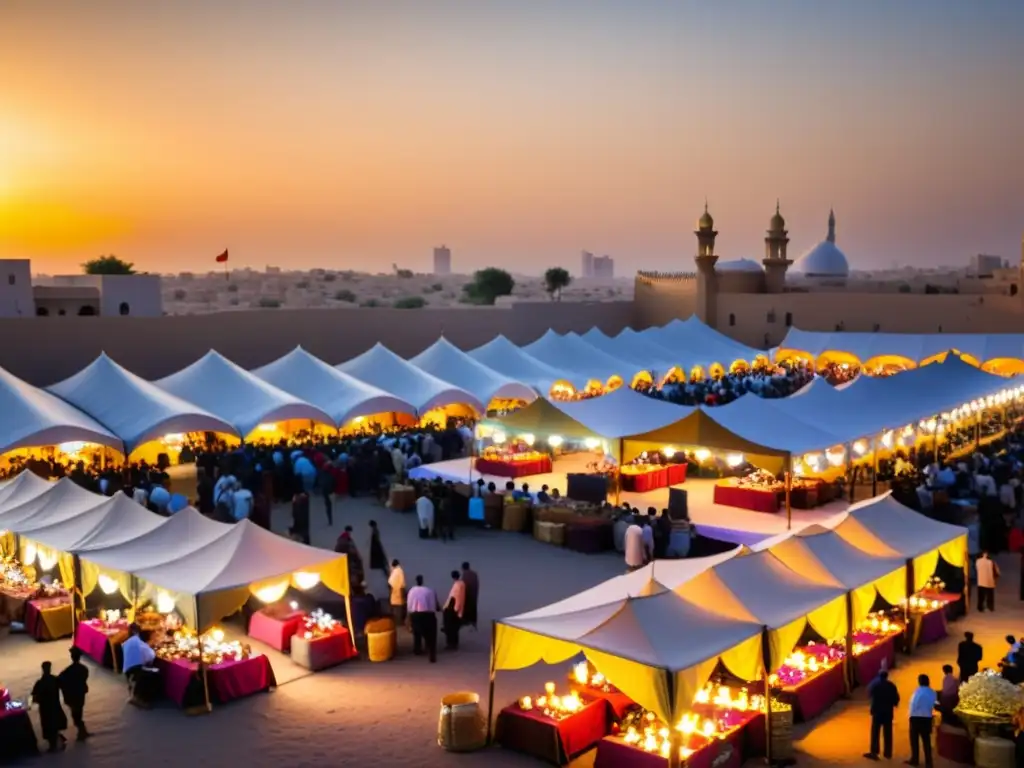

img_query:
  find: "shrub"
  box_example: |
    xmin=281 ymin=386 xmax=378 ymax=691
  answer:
xmin=334 ymin=289 xmax=357 ymax=302
xmin=172 ymin=289 xmax=187 ymax=300
xmin=227 ymin=283 xmax=239 ymax=293
xmin=257 ymin=297 xmax=281 ymax=308
xmin=393 ymin=296 xmax=427 ymax=309
xmin=295 ymin=280 xmax=309 ymax=289
xmin=360 ymin=298 xmax=382 ymax=308
xmin=322 ymin=272 xmax=336 ymax=282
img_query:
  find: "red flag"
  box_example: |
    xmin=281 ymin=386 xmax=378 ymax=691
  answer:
xmin=215 ymin=249 xmax=229 ymax=263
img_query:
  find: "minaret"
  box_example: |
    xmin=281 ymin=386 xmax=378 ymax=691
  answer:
xmin=827 ymin=208 xmax=836 ymax=243
xmin=694 ymin=201 xmax=719 ymax=326
xmin=762 ymin=200 xmax=792 ymax=294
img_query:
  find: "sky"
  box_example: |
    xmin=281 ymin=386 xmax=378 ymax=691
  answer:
xmin=0 ymin=1 xmax=1022 ymax=275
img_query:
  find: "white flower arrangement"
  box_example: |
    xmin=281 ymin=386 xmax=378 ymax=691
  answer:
xmin=955 ymin=670 xmax=1024 ymax=719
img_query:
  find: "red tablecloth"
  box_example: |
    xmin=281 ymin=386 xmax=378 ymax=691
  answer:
xmin=159 ymin=654 xmax=277 ymax=708
xmin=248 ymin=608 xmax=305 ymax=653
xmin=713 ymin=483 xmax=779 ymax=514
xmin=665 ymin=463 xmax=688 ymax=486
xmin=621 ymin=467 xmax=667 ymax=493
xmin=24 ymin=595 xmax=73 ymax=641
xmin=475 ymin=456 xmax=552 ymax=478
xmin=496 ymin=697 xmax=610 ymax=765
xmin=782 ymin=662 xmax=846 ymax=722
xmin=854 ymin=635 xmax=898 ymax=686
xmin=74 ymin=620 xmax=128 ymax=670
xmin=569 ymin=682 xmax=636 ymax=720
xmin=593 ymin=725 xmax=745 ymax=768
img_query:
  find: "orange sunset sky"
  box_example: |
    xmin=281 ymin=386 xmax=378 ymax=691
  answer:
xmin=0 ymin=1 xmax=1021 ymax=275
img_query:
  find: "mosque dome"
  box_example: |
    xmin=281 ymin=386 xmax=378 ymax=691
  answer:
xmin=716 ymin=258 xmax=763 ymax=273
xmin=769 ymin=201 xmax=786 ymax=232
xmin=697 ymin=204 xmax=714 ymax=231
xmin=792 ymin=209 xmax=849 ymax=278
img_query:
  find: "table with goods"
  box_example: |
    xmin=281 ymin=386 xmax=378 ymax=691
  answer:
xmin=618 ymin=460 xmax=688 ymax=493
xmin=906 ymin=577 xmax=960 ymax=647
xmin=850 ymin=612 xmax=904 ymax=685
xmin=712 ymin=471 xmax=827 ymax=514
xmin=287 ymin=608 xmax=358 ymax=671
xmin=770 ymin=643 xmax=848 ymax=722
xmin=949 ymin=671 xmax=1024 ymax=764
xmin=0 ymin=555 xmax=72 ymax=640
xmin=475 ymin=447 xmax=553 ymax=478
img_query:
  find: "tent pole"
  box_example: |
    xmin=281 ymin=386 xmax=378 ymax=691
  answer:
xmin=71 ymin=554 xmax=83 ymax=631
xmin=667 ymin=671 xmax=681 ymax=768
xmin=615 ymin=438 xmax=623 ymax=506
xmin=486 ymin=620 xmax=497 ymax=744
xmin=195 ymin=597 xmax=212 ymax=714
xmin=845 ymin=442 xmax=855 ymax=503
xmin=904 ymin=558 xmax=915 ymax=654
xmin=871 ymin=438 xmax=879 ymax=497
xmin=784 ymin=457 xmax=792 ymax=531
xmin=963 ymin=552 xmax=971 ymax=614
xmin=975 ymin=409 xmax=981 ymax=450
xmin=843 ymin=592 xmax=854 ymax=693
xmin=760 ymin=627 xmax=774 ymax=766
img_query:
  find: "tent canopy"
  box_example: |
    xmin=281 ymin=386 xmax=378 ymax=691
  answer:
xmin=0 ymin=477 xmax=105 ymax=533
xmin=468 ymin=335 xmax=573 ymax=393
xmin=15 ymin=492 xmax=163 ymax=553
xmin=410 ymin=338 xmax=537 ymax=405
xmin=0 ymin=366 xmax=122 ymax=455
xmin=155 ymin=351 xmax=334 ymax=437
xmin=337 ymin=343 xmax=482 ymax=414
xmin=581 ymin=328 xmax=678 ymax=376
xmin=522 ymin=330 xmax=628 ymax=383
xmin=47 ymin=353 xmax=238 ymax=452
xmin=0 ymin=471 xmax=53 ymax=513
xmin=642 ymin=317 xmax=765 ymax=369
xmin=252 ymin=346 xmax=416 ymax=425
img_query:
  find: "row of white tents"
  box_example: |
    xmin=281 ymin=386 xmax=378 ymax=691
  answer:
xmin=492 ymin=493 xmax=967 ymax=731
xmin=0 ymin=471 xmax=351 ymax=632
xmin=0 ymin=319 xmax=765 ymax=457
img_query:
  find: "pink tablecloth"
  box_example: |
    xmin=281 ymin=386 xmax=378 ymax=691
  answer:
xmin=854 ymin=635 xmax=898 ymax=686
xmin=475 ymin=456 xmax=552 ymax=478
xmin=713 ymin=483 xmax=779 ymax=514
xmin=74 ymin=620 xmax=128 ymax=669
xmin=569 ymin=682 xmax=636 ymax=720
xmin=782 ymin=662 xmax=846 ymax=722
xmin=248 ymin=608 xmax=305 ymax=652
xmin=159 ymin=654 xmax=277 ymax=708
xmin=496 ymin=697 xmax=610 ymax=764
xmin=917 ymin=608 xmax=948 ymax=645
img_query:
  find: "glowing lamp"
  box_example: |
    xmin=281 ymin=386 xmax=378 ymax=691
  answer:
xmin=926 ymin=418 xmax=937 ymax=432
xmin=662 ymin=446 xmax=676 ymax=458
xmin=210 ymin=628 xmax=225 ymax=643
xmin=521 ymin=433 xmax=536 ymax=447
xmin=853 ymin=440 xmax=867 ymax=456
xmin=97 ymin=574 xmax=119 ymax=596
xmin=253 ymin=580 xmax=290 ymax=604
xmin=548 ymin=435 xmax=563 ymax=448
xmin=156 ymin=590 xmax=176 ymax=614
xmin=694 ymin=448 xmax=711 ymax=462
xmin=491 ymin=431 xmax=507 ymax=445
xmin=293 ymin=571 xmax=321 ymax=590
xmin=584 ymin=437 xmax=601 ymax=450
xmin=881 ymin=431 xmax=893 ymax=448
xmin=544 ymin=681 xmax=556 ymax=696
xmin=58 ymin=442 xmax=87 ymax=455
xmin=826 ymin=448 xmax=844 ymax=467
xmin=726 ymin=453 xmax=744 ymax=468
xmin=804 ymin=453 xmax=822 ymax=470
xmin=258 ymin=424 xmax=276 ymax=432
xmin=354 ymin=416 xmax=365 ymax=423
xmin=289 ymin=601 xmax=299 ymax=610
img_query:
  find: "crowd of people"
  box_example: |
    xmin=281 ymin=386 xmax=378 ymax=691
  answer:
xmin=634 ymin=360 xmax=816 ymax=406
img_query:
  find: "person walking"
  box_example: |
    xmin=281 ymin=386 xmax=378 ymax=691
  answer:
xmin=863 ymin=670 xmax=899 ymax=761
xmin=317 ymin=462 xmax=335 ymax=526
xmin=442 ymin=570 xmax=466 ymax=650
xmin=976 ymin=551 xmax=1000 ymax=612
xmin=406 ymin=574 xmax=440 ymax=663
xmin=957 ymin=631 xmax=983 ymax=682
xmin=388 ymin=559 xmax=407 ymax=628
xmin=368 ymin=520 xmax=388 ymax=577
xmin=31 ymin=661 xmax=67 ymax=752
xmin=907 ymin=673 xmax=938 ymax=768
xmin=460 ymin=562 xmax=479 ymax=630
xmin=624 ymin=522 xmax=644 ymax=572
xmin=57 ymin=647 xmax=90 ymax=742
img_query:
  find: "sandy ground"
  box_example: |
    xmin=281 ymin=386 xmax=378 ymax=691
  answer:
xmin=0 ymin=492 xmax=1019 ymax=768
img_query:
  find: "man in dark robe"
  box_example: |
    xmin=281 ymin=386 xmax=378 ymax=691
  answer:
xmin=31 ymin=661 xmax=67 ymax=752
xmin=460 ymin=561 xmax=479 ymax=630
xmin=368 ymin=520 xmax=388 ymax=576
xmin=334 ymin=526 xmax=365 ymax=594
xmin=290 ymin=491 xmax=310 ymax=544
xmin=57 ymin=647 xmax=90 ymax=741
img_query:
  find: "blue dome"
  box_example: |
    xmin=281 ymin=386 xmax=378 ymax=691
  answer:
xmin=715 ymin=258 xmax=762 ymax=273
xmin=793 ymin=240 xmax=849 ymax=277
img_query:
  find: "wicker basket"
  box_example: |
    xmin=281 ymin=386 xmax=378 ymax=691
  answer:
xmin=549 ymin=522 xmax=566 ymax=546
xmin=502 ymin=502 xmax=528 ymax=532
xmin=437 ymin=691 xmax=487 ymax=752
xmin=367 ymin=628 xmax=396 ymax=662
xmin=533 ymin=519 xmax=551 ymax=542
xmin=768 ymin=706 xmax=794 ymax=761
xmin=974 ymin=735 xmax=1016 ymax=768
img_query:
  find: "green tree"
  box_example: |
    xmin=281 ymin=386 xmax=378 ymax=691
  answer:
xmin=544 ymin=267 xmax=572 ymax=301
xmin=462 ymin=267 xmax=515 ymax=305
xmin=83 ymin=255 xmax=135 ymax=275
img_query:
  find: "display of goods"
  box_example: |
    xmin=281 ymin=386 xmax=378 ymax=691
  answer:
xmin=155 ymin=627 xmax=253 ymax=665
xmin=571 ymin=662 xmax=616 ymax=692
xmin=517 ymin=682 xmax=586 ymax=720
xmin=0 ymin=556 xmax=34 ymax=590
xmin=735 ymin=470 xmax=783 ymax=491
xmin=858 ymin=611 xmax=904 ymax=637
xmin=770 ymin=643 xmax=845 ymax=687
xmin=955 ymin=671 xmax=1024 ymax=720
xmin=299 ymin=608 xmax=341 ymax=640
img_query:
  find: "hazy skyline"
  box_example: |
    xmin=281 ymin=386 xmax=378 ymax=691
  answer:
xmin=1 ymin=1 xmax=1021 ymax=275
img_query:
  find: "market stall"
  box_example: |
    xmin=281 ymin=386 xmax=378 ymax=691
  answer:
xmin=619 ymin=460 xmax=687 ymax=493
xmin=475 ymin=445 xmax=553 ymax=478
xmin=0 ymin=692 xmax=37 ymax=763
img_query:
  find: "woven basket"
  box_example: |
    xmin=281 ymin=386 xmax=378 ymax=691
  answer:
xmin=533 ymin=519 xmax=552 ymax=542
xmin=437 ymin=691 xmax=487 ymax=752
xmin=768 ymin=707 xmax=794 ymax=760
xmin=367 ymin=629 xmax=396 ymax=662
xmin=974 ymin=735 xmax=1016 ymax=768
xmin=502 ymin=503 xmax=528 ymax=532
xmin=549 ymin=522 xmax=566 ymax=546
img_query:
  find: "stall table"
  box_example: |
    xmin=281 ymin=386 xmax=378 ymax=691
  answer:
xmin=0 ymin=585 xmax=35 ymax=627
xmin=248 ymin=608 xmax=305 ymax=653
xmin=23 ymin=595 xmax=73 ymax=641
xmin=853 ymin=634 xmax=899 ymax=685
xmin=912 ymin=608 xmax=948 ymax=647
xmin=290 ymin=627 xmax=358 ymax=671
xmin=0 ymin=704 xmax=38 ymax=763
xmin=495 ymin=697 xmax=610 ymax=765
xmin=713 ymin=481 xmax=779 ymax=514
xmin=779 ymin=663 xmax=846 ymax=722
xmin=74 ymin=620 xmax=129 ymax=670
xmin=158 ymin=654 xmax=276 ymax=709
xmin=593 ymin=711 xmax=758 ymax=768
xmin=475 ymin=455 xmax=552 ymax=478
xmin=569 ymin=682 xmax=636 ymax=720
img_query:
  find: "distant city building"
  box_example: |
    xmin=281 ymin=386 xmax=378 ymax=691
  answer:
xmin=433 ymin=245 xmax=452 ymax=275
xmin=971 ymin=253 xmax=1005 ymax=277
xmin=581 ymin=250 xmax=594 ymax=278
xmin=0 ymin=259 xmax=163 ymax=317
xmin=593 ymin=255 xmax=615 ymax=279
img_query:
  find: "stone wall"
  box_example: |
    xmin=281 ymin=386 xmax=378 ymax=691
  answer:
xmin=633 ymin=272 xmax=699 ymax=329
xmin=0 ymin=301 xmax=636 ymax=386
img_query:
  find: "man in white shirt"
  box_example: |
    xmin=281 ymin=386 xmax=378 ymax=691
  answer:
xmin=231 ymin=483 xmax=253 ymax=522
xmin=416 ymin=492 xmax=435 ymax=538
xmin=624 ymin=523 xmax=644 ymax=572
xmin=976 ymin=551 xmax=1000 ymax=612
xmin=388 ymin=559 xmax=407 ymax=627
xmin=641 ymin=520 xmax=655 ymax=563
xmin=406 ymin=574 xmax=439 ymax=662
xmin=907 ymin=673 xmax=937 ymax=767
xmin=121 ymin=624 xmax=159 ymax=706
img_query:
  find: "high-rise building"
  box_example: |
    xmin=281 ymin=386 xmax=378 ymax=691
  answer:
xmin=581 ymin=250 xmax=594 ymax=278
xmin=593 ymin=255 xmax=615 ymax=279
xmin=433 ymin=245 xmax=451 ymax=275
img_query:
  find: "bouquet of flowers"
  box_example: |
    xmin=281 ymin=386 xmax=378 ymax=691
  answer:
xmin=955 ymin=671 xmax=1024 ymax=720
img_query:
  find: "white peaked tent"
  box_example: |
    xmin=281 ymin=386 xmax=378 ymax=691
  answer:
xmin=16 ymin=492 xmax=164 ymax=553
xmin=581 ymin=328 xmax=678 ymax=374
xmin=522 ymin=330 xmax=627 ymax=383
xmin=0 ymin=477 xmax=106 ymax=532
xmin=0 ymin=471 xmax=53 ymax=514
xmin=643 ymin=317 xmax=764 ymax=368
xmin=154 ymin=350 xmax=333 ymax=438
xmin=337 ymin=343 xmax=482 ymax=415
xmin=47 ymin=354 xmax=238 ymax=453
xmin=409 ymin=338 xmax=537 ymax=406
xmin=468 ymin=335 xmax=572 ymax=393
xmin=252 ymin=346 xmax=416 ymax=426
xmin=0 ymin=366 xmax=122 ymax=455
